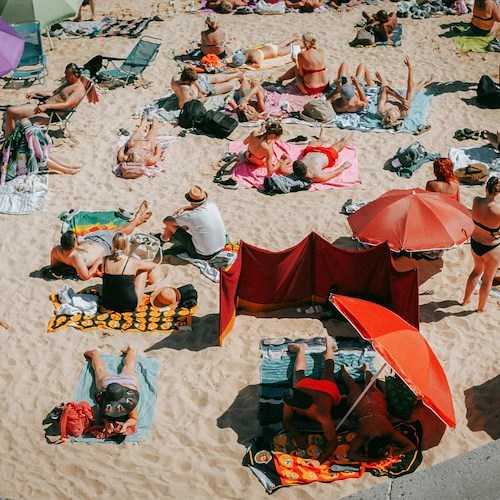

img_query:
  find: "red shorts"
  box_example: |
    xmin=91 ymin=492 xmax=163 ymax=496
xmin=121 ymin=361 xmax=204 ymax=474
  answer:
xmin=302 ymin=146 xmax=338 ymax=168
xmin=296 ymin=378 xmax=341 ymax=406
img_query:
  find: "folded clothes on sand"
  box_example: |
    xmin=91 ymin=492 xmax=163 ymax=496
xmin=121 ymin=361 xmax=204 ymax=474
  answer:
xmin=0 ymin=174 xmax=49 ymax=215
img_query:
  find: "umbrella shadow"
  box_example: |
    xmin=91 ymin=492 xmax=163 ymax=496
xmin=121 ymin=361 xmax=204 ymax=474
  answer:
xmin=464 ymin=375 xmax=500 ymax=439
xmin=419 ymin=300 xmax=476 ymax=322
xmin=392 ymin=255 xmax=443 ymax=286
xmin=217 ymin=384 xmax=262 ymax=445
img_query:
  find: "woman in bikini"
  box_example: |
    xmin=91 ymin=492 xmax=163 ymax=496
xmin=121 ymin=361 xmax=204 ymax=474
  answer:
xmin=100 ymin=232 xmax=161 ymax=313
xmin=244 ymin=36 xmax=299 ymax=69
xmin=276 ymin=32 xmax=329 ymax=96
xmin=117 ymin=116 xmax=162 ymax=166
xmin=425 ymin=158 xmax=460 ymax=202
xmin=341 ymin=364 xmax=416 ymax=462
xmin=462 ymin=176 xmax=500 ymax=312
xmin=201 ymin=14 xmax=227 ymax=60
xmin=470 ymin=0 xmax=500 ymax=35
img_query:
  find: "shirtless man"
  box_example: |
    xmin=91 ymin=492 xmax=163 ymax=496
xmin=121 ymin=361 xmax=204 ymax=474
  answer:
xmin=292 ymin=128 xmax=352 ymax=183
xmin=341 ymin=364 xmax=416 ymax=461
xmin=50 ymin=201 xmax=152 ymax=280
xmin=328 ymin=62 xmax=372 ymax=114
xmin=282 ymin=336 xmax=342 ymax=465
xmin=171 ymin=68 xmax=240 ymax=109
xmin=4 ymin=63 xmax=86 ymax=138
xmin=362 ymin=10 xmax=397 ymax=42
xmin=117 ymin=116 xmax=162 ymax=166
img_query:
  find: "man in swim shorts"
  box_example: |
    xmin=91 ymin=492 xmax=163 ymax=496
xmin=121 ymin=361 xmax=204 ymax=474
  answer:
xmin=282 ymin=336 xmax=342 ymax=465
xmin=50 ymin=201 xmax=152 ymax=280
xmin=292 ymin=128 xmax=353 ymax=183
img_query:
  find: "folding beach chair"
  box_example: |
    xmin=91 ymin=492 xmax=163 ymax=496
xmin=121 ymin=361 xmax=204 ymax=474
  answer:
xmin=98 ymin=35 xmax=162 ymax=86
xmin=6 ymin=22 xmax=47 ymax=87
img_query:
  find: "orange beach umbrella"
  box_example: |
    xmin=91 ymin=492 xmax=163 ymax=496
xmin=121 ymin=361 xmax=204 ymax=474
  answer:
xmin=331 ymin=294 xmax=456 ymax=428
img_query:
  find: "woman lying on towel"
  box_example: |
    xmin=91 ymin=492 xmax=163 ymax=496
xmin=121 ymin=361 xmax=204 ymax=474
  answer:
xmin=201 ymin=14 xmax=227 ymax=60
xmin=243 ymin=36 xmax=299 ymax=69
xmin=341 ymin=364 xmax=416 ymax=462
xmin=285 ymin=0 xmax=324 ymax=13
xmin=425 ymin=158 xmax=460 ymax=202
xmin=206 ymin=0 xmax=248 ymax=14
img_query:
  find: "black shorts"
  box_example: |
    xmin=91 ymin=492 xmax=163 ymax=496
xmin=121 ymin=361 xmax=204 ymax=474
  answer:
xmin=172 ymin=227 xmax=218 ymax=260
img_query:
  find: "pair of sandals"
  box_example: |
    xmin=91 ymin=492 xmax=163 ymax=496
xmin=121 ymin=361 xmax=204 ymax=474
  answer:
xmin=454 ymin=129 xmax=488 ymax=141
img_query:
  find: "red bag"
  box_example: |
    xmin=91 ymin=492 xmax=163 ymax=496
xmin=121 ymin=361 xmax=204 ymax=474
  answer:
xmin=59 ymin=402 xmax=94 ymax=441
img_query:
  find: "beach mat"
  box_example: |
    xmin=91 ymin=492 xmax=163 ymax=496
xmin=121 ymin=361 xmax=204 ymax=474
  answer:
xmin=259 ymin=336 xmax=376 ymax=425
xmin=351 ymin=23 xmax=403 ymax=48
xmin=59 ymin=209 xmax=132 ymax=237
xmin=0 ymin=174 xmax=49 ymax=215
xmin=449 ymin=25 xmax=494 ymax=52
xmin=243 ymin=421 xmax=423 ymax=493
xmin=47 ymin=290 xmax=195 ymax=333
xmin=72 ymin=354 xmax=160 ymax=443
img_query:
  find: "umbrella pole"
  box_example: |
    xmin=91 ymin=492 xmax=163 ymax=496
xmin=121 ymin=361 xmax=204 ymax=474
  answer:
xmin=335 ymin=363 xmax=387 ymax=432
xmin=45 ymin=29 xmax=54 ymax=51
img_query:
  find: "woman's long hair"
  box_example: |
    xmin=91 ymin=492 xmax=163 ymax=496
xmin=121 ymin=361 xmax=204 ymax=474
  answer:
xmin=433 ymin=158 xmax=457 ymax=183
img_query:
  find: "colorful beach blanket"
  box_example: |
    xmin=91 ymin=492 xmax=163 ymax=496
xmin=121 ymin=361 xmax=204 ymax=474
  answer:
xmin=72 ymin=354 xmax=160 ymax=443
xmin=243 ymin=421 xmax=423 ymax=493
xmin=351 ymin=23 xmax=403 ymax=48
xmin=47 ymin=290 xmax=195 ymax=333
xmin=0 ymin=174 xmax=49 ymax=214
xmin=449 ymin=146 xmax=500 ymax=172
xmin=228 ymin=141 xmax=361 ymax=191
xmin=53 ymin=17 xmax=159 ymax=38
xmin=59 ymin=209 xmax=132 ymax=237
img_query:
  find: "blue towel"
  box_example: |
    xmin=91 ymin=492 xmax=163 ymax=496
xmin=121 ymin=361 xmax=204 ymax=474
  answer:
xmin=73 ymin=354 xmax=160 ymax=444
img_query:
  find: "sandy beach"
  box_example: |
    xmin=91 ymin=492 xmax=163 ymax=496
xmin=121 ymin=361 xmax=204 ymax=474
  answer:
xmin=0 ymin=0 xmax=498 ymax=497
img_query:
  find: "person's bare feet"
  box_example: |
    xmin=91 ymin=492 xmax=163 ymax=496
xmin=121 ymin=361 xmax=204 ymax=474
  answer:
xmin=0 ymin=319 xmax=9 ymax=329
xmin=288 ymin=342 xmax=307 ymax=354
xmin=325 ymin=335 xmax=338 ymax=352
xmin=84 ymin=349 xmax=99 ymax=359
xmin=121 ymin=346 xmax=136 ymax=356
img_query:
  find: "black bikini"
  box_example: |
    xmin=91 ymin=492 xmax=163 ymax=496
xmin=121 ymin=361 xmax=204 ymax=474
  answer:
xmin=471 ymin=220 xmax=500 ymax=256
xmin=101 ymin=257 xmax=138 ymax=312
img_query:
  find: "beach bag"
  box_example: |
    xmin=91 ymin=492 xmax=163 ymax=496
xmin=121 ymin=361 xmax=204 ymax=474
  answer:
xmin=389 ymin=141 xmax=436 ymax=178
xmin=477 ymin=75 xmax=500 ymax=109
xmin=455 ymin=162 xmax=489 ymax=185
xmin=262 ymin=174 xmax=312 ymax=194
xmin=255 ymin=0 xmax=286 ymax=14
xmin=118 ymin=162 xmax=151 ymax=179
xmin=351 ymin=29 xmax=375 ymax=46
xmin=385 ymin=375 xmax=416 ymax=421
xmin=59 ymin=402 xmax=94 ymax=441
xmin=128 ymin=233 xmax=162 ymax=263
xmin=199 ymin=110 xmax=238 ymax=138
xmin=299 ymin=99 xmax=336 ymax=122
xmin=177 ymin=284 xmax=198 ymax=308
xmin=178 ymin=99 xmax=207 ymax=129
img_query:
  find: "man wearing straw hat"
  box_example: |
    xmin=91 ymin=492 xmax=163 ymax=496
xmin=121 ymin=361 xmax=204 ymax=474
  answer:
xmin=161 ymin=185 xmax=226 ymax=260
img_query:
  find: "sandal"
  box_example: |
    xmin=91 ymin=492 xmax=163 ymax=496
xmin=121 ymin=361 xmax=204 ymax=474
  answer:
xmin=414 ymin=124 xmax=431 ymax=136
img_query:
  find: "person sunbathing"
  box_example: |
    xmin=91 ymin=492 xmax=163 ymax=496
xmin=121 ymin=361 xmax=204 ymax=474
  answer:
xmin=117 ymin=116 xmax=162 ymax=166
xmin=282 ymin=336 xmax=342 ymax=465
xmin=377 ymin=56 xmax=433 ymax=129
xmin=4 ymin=63 xmax=87 ymax=138
xmin=85 ymin=346 xmax=140 ymax=438
xmin=341 ymin=364 xmax=416 ymax=462
xmin=285 ymin=0 xmax=324 ymax=12
xmin=292 ymin=128 xmax=353 ymax=183
xmin=327 ymin=62 xmax=373 ymax=113
xmin=201 ymin=14 xmax=227 ymax=60
xmin=171 ymin=68 xmax=240 ymax=109
xmin=244 ymin=36 xmax=299 ymax=69
xmin=362 ymin=9 xmax=397 ymax=42
xmin=425 ymin=158 xmax=460 ymax=202
xmin=206 ymin=0 xmax=247 ymax=13
xmin=50 ymin=201 xmax=152 ymax=280
xmin=226 ymin=75 xmax=267 ymax=121
xmin=276 ymin=33 xmax=329 ymax=95
xmin=470 ymin=0 xmax=500 ymax=35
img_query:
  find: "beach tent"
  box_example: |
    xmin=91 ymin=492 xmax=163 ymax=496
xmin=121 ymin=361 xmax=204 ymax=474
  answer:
xmin=219 ymin=232 xmax=419 ymax=345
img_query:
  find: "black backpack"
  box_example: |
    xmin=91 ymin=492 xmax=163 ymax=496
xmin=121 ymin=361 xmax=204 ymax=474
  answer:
xmin=199 ymin=110 xmax=238 ymax=139
xmin=178 ymin=100 xmax=207 ymax=129
xmin=477 ymin=75 xmax=500 ymax=109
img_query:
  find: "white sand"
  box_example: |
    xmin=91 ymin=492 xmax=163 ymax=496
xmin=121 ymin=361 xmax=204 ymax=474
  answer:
xmin=0 ymin=1 xmax=498 ymax=498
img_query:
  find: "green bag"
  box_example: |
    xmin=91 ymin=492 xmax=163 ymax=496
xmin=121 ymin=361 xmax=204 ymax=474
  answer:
xmin=385 ymin=375 xmax=416 ymax=421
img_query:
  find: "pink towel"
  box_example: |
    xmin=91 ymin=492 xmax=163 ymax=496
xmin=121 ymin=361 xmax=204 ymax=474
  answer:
xmin=228 ymin=141 xmax=361 ymax=191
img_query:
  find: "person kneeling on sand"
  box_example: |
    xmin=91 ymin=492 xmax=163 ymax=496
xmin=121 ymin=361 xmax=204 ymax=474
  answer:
xmin=282 ymin=336 xmax=342 ymax=465
xmin=292 ymin=128 xmax=353 ymax=183
xmin=161 ymin=185 xmax=226 ymax=260
xmin=341 ymin=364 xmax=416 ymax=461
xmin=85 ymin=346 xmax=140 ymax=438
xmin=50 ymin=201 xmax=152 ymax=280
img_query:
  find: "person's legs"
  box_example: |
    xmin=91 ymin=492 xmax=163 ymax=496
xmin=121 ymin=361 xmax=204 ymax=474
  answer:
xmin=288 ymin=343 xmax=307 ymax=387
xmin=5 ymin=104 xmax=39 ymax=137
xmin=128 ymin=115 xmax=149 ymax=143
xmin=84 ymin=349 xmax=110 ymax=388
xmin=341 ymin=365 xmax=363 ymax=408
xmin=75 ymin=4 xmax=84 ymax=21
xmin=208 ymin=73 xmax=241 ymax=84
xmin=321 ymin=336 xmax=337 ymax=382
xmin=277 ymin=36 xmax=299 ymax=53
xmin=133 ymin=270 xmax=149 ymax=305
xmin=114 ymin=201 xmax=151 ymax=235
xmin=356 ymin=63 xmax=374 ymax=86
xmin=330 ymin=132 xmax=353 ymax=153
xmin=89 ymin=0 xmax=97 ymax=21
xmin=276 ymin=66 xmax=297 ymax=85
xmin=477 ymin=250 xmax=500 ymax=311
xmin=337 ymin=61 xmax=348 ymax=80
xmin=253 ymin=84 xmax=266 ymax=112
xmin=46 ymin=158 xmax=81 ymax=175
xmin=161 ymin=217 xmax=179 ymax=242
xmin=119 ymin=346 xmax=140 ymax=389
xmin=144 ymin=118 xmax=158 ymax=145
xmin=462 ymin=250 xmax=485 ymax=306
xmin=413 ymin=75 xmax=433 ymax=94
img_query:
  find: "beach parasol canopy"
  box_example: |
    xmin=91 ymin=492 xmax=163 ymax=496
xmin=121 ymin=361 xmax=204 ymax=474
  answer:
xmin=0 ymin=0 xmax=83 ymax=29
xmin=348 ymin=188 xmax=474 ymax=252
xmin=0 ymin=17 xmax=24 ymax=77
xmin=330 ymin=294 xmax=456 ymax=427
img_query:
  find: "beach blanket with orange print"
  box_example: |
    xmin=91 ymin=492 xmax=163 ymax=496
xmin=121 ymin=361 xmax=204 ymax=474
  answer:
xmin=47 ymin=291 xmax=195 ymax=333
xmin=244 ymin=422 xmax=422 ymax=494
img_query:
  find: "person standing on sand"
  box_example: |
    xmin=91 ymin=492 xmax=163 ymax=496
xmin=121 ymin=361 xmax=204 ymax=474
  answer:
xmin=75 ymin=0 xmax=97 ymax=22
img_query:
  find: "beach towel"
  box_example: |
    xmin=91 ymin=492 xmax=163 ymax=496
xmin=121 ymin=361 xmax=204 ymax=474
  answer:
xmin=0 ymin=174 xmax=49 ymax=214
xmin=228 ymin=141 xmax=361 ymax=190
xmin=351 ymin=23 xmax=403 ymax=48
xmin=52 ymin=17 xmax=160 ymax=38
xmin=449 ymin=146 xmax=500 ymax=175
xmin=243 ymin=422 xmax=423 ymax=493
xmin=59 ymin=209 xmax=133 ymax=237
xmin=47 ymin=290 xmax=195 ymax=333
xmin=453 ymin=33 xmax=495 ymax=52
xmin=72 ymin=354 xmax=160 ymax=443
xmin=113 ymin=135 xmax=176 ymax=178
xmin=259 ymin=337 xmax=377 ymax=425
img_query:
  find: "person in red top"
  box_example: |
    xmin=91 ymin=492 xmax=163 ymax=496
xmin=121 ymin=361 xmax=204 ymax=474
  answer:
xmin=282 ymin=336 xmax=341 ymax=465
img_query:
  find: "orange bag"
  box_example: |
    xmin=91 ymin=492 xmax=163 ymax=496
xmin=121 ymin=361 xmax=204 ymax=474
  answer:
xmin=59 ymin=402 xmax=94 ymax=441
xmin=200 ymin=54 xmax=221 ymax=68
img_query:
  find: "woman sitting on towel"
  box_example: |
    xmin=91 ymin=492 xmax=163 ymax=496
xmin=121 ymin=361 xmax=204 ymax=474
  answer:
xmin=276 ymin=32 xmax=329 ymax=95
xmin=425 ymin=158 xmax=460 ymax=202
xmin=117 ymin=115 xmax=162 ymax=167
xmin=201 ymin=14 xmax=227 ymax=60
xmin=470 ymin=0 xmax=500 ymax=35
xmin=100 ymin=232 xmax=161 ymax=313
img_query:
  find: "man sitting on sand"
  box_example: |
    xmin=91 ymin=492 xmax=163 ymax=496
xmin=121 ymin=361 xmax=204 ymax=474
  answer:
xmin=50 ymin=201 xmax=152 ymax=280
xmin=282 ymin=336 xmax=342 ymax=465
xmin=161 ymin=185 xmax=226 ymax=260
xmin=171 ymin=68 xmax=240 ymax=109
xmin=327 ymin=62 xmax=373 ymax=114
xmin=341 ymin=364 xmax=416 ymax=461
xmin=362 ymin=9 xmax=397 ymax=42
xmin=85 ymin=346 xmax=140 ymax=438
xmin=4 ymin=63 xmax=87 ymax=138
xmin=292 ymin=128 xmax=353 ymax=183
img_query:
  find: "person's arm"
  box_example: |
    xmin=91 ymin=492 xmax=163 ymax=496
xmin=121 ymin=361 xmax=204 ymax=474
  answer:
xmin=282 ymin=404 xmax=308 ymax=449
xmin=296 ymin=52 xmax=305 ymax=77
xmin=26 ymin=89 xmax=52 ymax=99
xmin=313 ymin=161 xmax=351 ymax=183
xmin=50 ymin=247 xmax=62 ymax=268
xmin=317 ymin=417 xmax=339 ymax=464
xmin=377 ymin=86 xmax=390 ymax=117
xmin=243 ymin=129 xmax=257 ymax=146
xmin=403 ymin=56 xmax=414 ymax=103
xmin=119 ymin=406 xmax=139 ymax=434
xmin=117 ymin=146 xmax=127 ymax=163
xmin=492 ymin=0 xmax=500 ymax=22
xmin=389 ymin=429 xmax=416 ymax=456
xmin=72 ymin=254 xmax=97 ymax=281
xmin=146 ymin=144 xmax=162 ymax=166
xmin=36 ymin=91 xmax=82 ymax=113
xmin=135 ymin=259 xmax=158 ymax=273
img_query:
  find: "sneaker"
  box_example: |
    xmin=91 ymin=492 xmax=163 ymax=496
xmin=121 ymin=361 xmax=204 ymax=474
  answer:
xmin=218 ymin=178 xmax=238 ymax=189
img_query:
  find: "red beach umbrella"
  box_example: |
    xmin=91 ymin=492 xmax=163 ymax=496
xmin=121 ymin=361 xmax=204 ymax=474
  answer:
xmin=331 ymin=294 xmax=456 ymax=428
xmin=347 ymin=188 xmax=474 ymax=252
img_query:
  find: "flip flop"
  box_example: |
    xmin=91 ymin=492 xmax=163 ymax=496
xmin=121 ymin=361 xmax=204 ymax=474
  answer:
xmin=414 ymin=124 xmax=431 ymax=136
